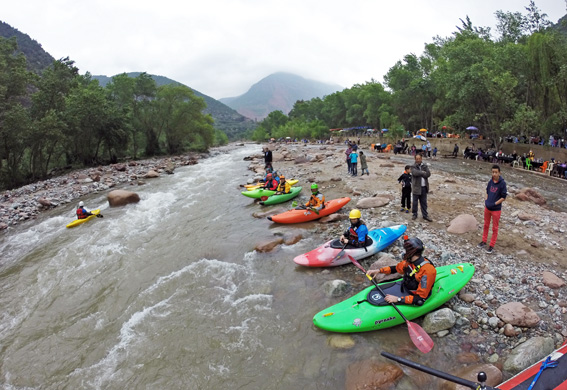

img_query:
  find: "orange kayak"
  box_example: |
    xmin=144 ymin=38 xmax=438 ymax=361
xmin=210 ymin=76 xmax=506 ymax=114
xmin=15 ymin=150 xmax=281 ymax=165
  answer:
xmin=267 ymin=197 xmax=350 ymax=224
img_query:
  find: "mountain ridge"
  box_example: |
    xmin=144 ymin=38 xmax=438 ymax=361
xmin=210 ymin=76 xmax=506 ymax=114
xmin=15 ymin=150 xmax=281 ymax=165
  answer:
xmin=219 ymin=72 xmax=342 ymax=120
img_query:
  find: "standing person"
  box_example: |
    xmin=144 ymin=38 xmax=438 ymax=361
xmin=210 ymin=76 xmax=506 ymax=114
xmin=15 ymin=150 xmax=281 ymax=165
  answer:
xmin=360 ymin=151 xmax=369 ymax=176
xmin=263 ymin=147 xmax=273 ymax=168
xmin=350 ymin=148 xmax=358 ymax=176
xmin=345 ymin=145 xmax=353 ymax=175
xmin=398 ymin=165 xmax=412 ymax=213
xmin=478 ymin=165 xmax=507 ymax=253
xmin=426 ymin=141 xmax=432 ymax=158
xmin=411 ymin=154 xmax=432 ymax=222
xmin=76 ymin=201 xmax=93 ymax=219
xmin=357 ymin=136 xmax=360 ymax=145
xmin=432 ymin=146 xmax=438 ymax=158
xmin=452 ymin=143 xmax=459 ymax=157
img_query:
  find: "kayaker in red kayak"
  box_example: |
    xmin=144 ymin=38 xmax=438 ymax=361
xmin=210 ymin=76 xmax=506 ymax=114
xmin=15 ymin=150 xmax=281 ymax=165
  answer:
xmin=339 ymin=209 xmax=369 ymax=248
xmin=274 ymin=176 xmax=291 ymax=195
xmin=262 ymin=173 xmax=279 ymax=191
xmin=367 ymin=237 xmax=437 ymax=306
xmin=76 ymin=201 xmax=93 ymax=219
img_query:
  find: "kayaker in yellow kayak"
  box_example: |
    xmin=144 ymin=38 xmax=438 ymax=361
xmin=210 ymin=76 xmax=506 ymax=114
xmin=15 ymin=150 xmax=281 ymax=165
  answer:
xmin=76 ymin=201 xmax=93 ymax=219
xmin=274 ymin=176 xmax=291 ymax=195
xmin=367 ymin=237 xmax=437 ymax=306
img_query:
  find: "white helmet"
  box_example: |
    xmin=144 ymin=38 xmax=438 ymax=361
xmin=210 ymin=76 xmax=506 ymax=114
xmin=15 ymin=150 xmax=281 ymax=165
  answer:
xmin=78 ymin=201 xmax=84 ymax=207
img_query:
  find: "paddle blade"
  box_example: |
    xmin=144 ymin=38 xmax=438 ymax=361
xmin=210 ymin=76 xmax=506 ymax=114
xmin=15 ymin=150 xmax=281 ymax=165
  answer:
xmin=348 ymin=255 xmax=367 ymax=274
xmin=96 ymin=214 xmax=104 ymax=218
xmin=407 ymin=321 xmax=434 ymax=354
xmin=260 ymin=196 xmax=269 ymax=201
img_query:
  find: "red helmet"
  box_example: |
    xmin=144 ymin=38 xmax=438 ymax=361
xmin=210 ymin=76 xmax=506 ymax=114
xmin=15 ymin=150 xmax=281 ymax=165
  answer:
xmin=267 ymin=173 xmax=272 ymax=178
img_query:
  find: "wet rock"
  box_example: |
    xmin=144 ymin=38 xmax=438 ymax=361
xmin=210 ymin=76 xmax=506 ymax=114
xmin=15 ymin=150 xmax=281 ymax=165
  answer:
xmin=456 ymin=352 xmax=481 ymax=364
xmin=423 ymin=308 xmax=456 ymax=333
xmin=327 ymin=334 xmax=355 ymax=349
xmin=164 ymin=161 xmax=175 ymax=174
xmin=319 ymin=213 xmax=348 ymax=223
xmin=503 ymin=324 xmax=517 ymax=337
xmin=345 ymin=360 xmax=403 ymax=390
xmin=284 ymin=233 xmax=303 ymax=245
xmin=253 ymin=208 xmax=286 ymax=219
xmin=322 ymin=279 xmax=349 ymax=297
xmin=496 ymin=302 xmax=541 ymax=328
xmin=447 ymin=214 xmax=478 ymax=234
xmin=0 ymin=222 xmax=7 ymax=230
xmin=503 ymin=337 xmax=555 ymax=373
xmin=458 ymin=292 xmax=475 ymax=303
xmin=114 ymin=163 xmax=127 ymax=172
xmin=107 ymin=189 xmax=141 ymax=207
xmin=144 ymin=170 xmax=160 ymax=178
xmin=254 ymin=238 xmax=284 ymax=252
xmin=368 ymin=254 xmax=400 ymax=282
xmin=441 ymin=364 xmax=501 ymax=390
xmin=515 ymin=188 xmax=546 ymax=206
xmin=542 ymin=271 xmax=565 ymax=289
xmin=356 ymin=197 xmax=389 ymax=208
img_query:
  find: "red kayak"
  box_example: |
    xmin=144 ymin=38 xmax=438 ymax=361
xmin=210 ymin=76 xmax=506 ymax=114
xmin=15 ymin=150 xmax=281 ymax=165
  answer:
xmin=498 ymin=341 xmax=567 ymax=390
xmin=267 ymin=197 xmax=351 ymax=224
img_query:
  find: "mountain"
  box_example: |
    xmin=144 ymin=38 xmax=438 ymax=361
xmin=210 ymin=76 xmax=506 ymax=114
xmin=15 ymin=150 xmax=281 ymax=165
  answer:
xmin=0 ymin=20 xmax=55 ymax=73
xmin=92 ymin=72 xmax=256 ymax=140
xmin=552 ymin=13 xmax=567 ymax=35
xmin=219 ymin=72 xmax=342 ymax=120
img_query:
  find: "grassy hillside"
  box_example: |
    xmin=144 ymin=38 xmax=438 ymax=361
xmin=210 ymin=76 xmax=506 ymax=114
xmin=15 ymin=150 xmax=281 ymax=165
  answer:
xmin=0 ymin=20 xmax=55 ymax=73
xmin=93 ymin=72 xmax=256 ymax=140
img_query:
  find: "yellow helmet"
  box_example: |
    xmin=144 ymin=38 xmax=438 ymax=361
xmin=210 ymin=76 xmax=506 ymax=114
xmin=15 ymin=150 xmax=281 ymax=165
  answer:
xmin=349 ymin=209 xmax=361 ymax=219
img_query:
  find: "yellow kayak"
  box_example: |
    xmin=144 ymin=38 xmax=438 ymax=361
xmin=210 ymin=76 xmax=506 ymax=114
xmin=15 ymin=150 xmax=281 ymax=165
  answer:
xmin=66 ymin=209 xmax=101 ymax=228
xmin=245 ymin=179 xmax=298 ymax=191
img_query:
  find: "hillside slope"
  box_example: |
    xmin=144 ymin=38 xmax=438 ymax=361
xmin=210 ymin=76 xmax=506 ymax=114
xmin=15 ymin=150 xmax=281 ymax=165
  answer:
xmin=219 ymin=72 xmax=342 ymax=120
xmin=0 ymin=20 xmax=55 ymax=73
xmin=93 ymin=73 xmax=256 ymax=140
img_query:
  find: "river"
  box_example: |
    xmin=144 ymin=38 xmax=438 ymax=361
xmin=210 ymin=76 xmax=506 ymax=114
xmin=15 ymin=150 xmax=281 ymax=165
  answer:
xmin=0 ymin=144 xmax=564 ymax=389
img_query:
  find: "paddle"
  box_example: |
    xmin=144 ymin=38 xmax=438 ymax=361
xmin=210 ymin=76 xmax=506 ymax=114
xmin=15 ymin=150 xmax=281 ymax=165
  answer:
xmin=96 ymin=214 xmax=104 ymax=218
xmin=347 ymin=255 xmax=434 ymax=354
xmin=330 ymin=241 xmax=349 ymax=264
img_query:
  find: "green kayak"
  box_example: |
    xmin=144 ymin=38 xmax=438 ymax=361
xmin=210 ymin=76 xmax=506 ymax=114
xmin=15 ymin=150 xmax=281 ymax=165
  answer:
xmin=313 ymin=263 xmax=474 ymax=333
xmin=241 ymin=188 xmax=277 ymax=199
xmin=259 ymin=186 xmax=302 ymax=206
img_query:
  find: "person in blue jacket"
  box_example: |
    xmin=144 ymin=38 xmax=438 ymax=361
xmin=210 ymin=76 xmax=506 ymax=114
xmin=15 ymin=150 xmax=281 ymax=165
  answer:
xmin=340 ymin=209 xmax=369 ymax=248
xmin=76 ymin=201 xmax=93 ymax=219
xmin=478 ymin=165 xmax=507 ymax=253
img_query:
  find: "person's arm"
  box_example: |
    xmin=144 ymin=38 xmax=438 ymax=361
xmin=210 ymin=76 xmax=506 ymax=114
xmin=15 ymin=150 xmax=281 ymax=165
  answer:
xmin=404 ymin=265 xmax=437 ymax=305
xmin=495 ymin=182 xmax=507 ymax=205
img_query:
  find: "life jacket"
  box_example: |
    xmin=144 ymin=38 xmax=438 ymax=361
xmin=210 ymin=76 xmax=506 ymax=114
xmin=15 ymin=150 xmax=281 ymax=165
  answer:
xmin=264 ymin=179 xmax=278 ymax=191
xmin=77 ymin=207 xmax=88 ymax=219
xmin=307 ymin=192 xmax=325 ymax=208
xmin=402 ymin=256 xmax=434 ymax=295
xmin=277 ymin=181 xmax=291 ymax=194
xmin=344 ymin=220 xmax=369 ymax=248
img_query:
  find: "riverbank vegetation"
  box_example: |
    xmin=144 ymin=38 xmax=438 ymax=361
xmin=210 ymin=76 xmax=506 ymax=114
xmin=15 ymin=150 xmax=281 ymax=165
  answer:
xmin=0 ymin=37 xmax=225 ymax=190
xmin=252 ymin=2 xmax=567 ymax=144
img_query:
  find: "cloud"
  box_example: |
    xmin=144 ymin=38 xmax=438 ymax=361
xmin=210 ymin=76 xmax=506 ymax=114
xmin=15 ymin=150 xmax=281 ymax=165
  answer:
xmin=2 ymin=0 xmax=565 ymax=99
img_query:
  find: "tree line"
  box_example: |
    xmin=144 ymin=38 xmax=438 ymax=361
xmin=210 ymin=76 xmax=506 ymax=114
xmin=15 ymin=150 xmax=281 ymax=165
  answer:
xmin=0 ymin=37 xmax=226 ymax=190
xmin=252 ymin=1 xmax=567 ymax=145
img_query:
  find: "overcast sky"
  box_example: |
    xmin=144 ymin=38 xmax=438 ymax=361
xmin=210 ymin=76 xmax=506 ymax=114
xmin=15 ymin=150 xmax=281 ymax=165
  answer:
xmin=3 ymin=0 xmax=566 ymax=100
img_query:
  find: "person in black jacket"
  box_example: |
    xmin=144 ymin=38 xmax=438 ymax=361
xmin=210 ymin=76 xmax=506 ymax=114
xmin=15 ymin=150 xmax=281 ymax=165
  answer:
xmin=397 ymin=165 xmax=412 ymax=213
xmin=478 ymin=165 xmax=507 ymax=253
xmin=263 ymin=147 xmax=273 ymax=168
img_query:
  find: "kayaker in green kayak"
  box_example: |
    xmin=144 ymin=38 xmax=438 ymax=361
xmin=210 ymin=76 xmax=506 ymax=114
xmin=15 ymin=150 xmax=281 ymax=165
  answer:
xmin=274 ymin=175 xmax=291 ymax=195
xmin=339 ymin=209 xmax=369 ymax=248
xmin=262 ymin=173 xmax=279 ymax=191
xmin=367 ymin=237 xmax=437 ymax=305
xmin=76 ymin=201 xmax=93 ymax=219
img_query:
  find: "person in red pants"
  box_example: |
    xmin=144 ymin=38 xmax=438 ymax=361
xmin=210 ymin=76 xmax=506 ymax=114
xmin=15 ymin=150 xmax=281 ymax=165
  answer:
xmin=478 ymin=165 xmax=507 ymax=253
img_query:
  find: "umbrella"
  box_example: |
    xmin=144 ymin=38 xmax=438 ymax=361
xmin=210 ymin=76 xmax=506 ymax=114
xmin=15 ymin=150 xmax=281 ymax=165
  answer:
xmin=381 ymin=128 xmax=389 ymax=132
xmin=413 ymin=135 xmax=427 ymax=142
xmin=466 ymin=126 xmax=478 ymax=131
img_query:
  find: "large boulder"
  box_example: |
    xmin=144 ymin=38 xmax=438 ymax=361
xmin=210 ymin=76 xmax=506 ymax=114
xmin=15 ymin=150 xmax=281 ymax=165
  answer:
xmin=447 ymin=214 xmax=478 ymax=234
xmin=356 ymin=197 xmax=390 ymax=209
xmin=322 ymin=279 xmax=350 ymax=297
xmin=254 ymin=238 xmax=284 ymax=253
xmin=503 ymin=337 xmax=555 ymax=373
xmin=327 ymin=335 xmax=355 ymax=349
xmin=144 ymin=170 xmax=160 ymax=178
xmin=368 ymin=253 xmax=400 ymax=282
xmin=496 ymin=302 xmax=540 ymax=327
xmin=441 ymin=364 xmax=502 ymax=390
xmin=515 ymin=187 xmax=546 ymax=206
xmin=319 ymin=213 xmax=349 ymax=223
xmin=542 ymin=271 xmax=565 ymax=289
xmin=345 ymin=360 xmax=403 ymax=390
xmin=107 ymin=190 xmax=141 ymax=207
xmin=423 ymin=308 xmax=456 ymax=334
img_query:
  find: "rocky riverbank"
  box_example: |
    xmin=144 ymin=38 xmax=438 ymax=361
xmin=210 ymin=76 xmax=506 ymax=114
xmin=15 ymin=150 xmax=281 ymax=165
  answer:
xmin=0 ymin=153 xmax=203 ymax=230
xmin=243 ymin=141 xmax=567 ymax=388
